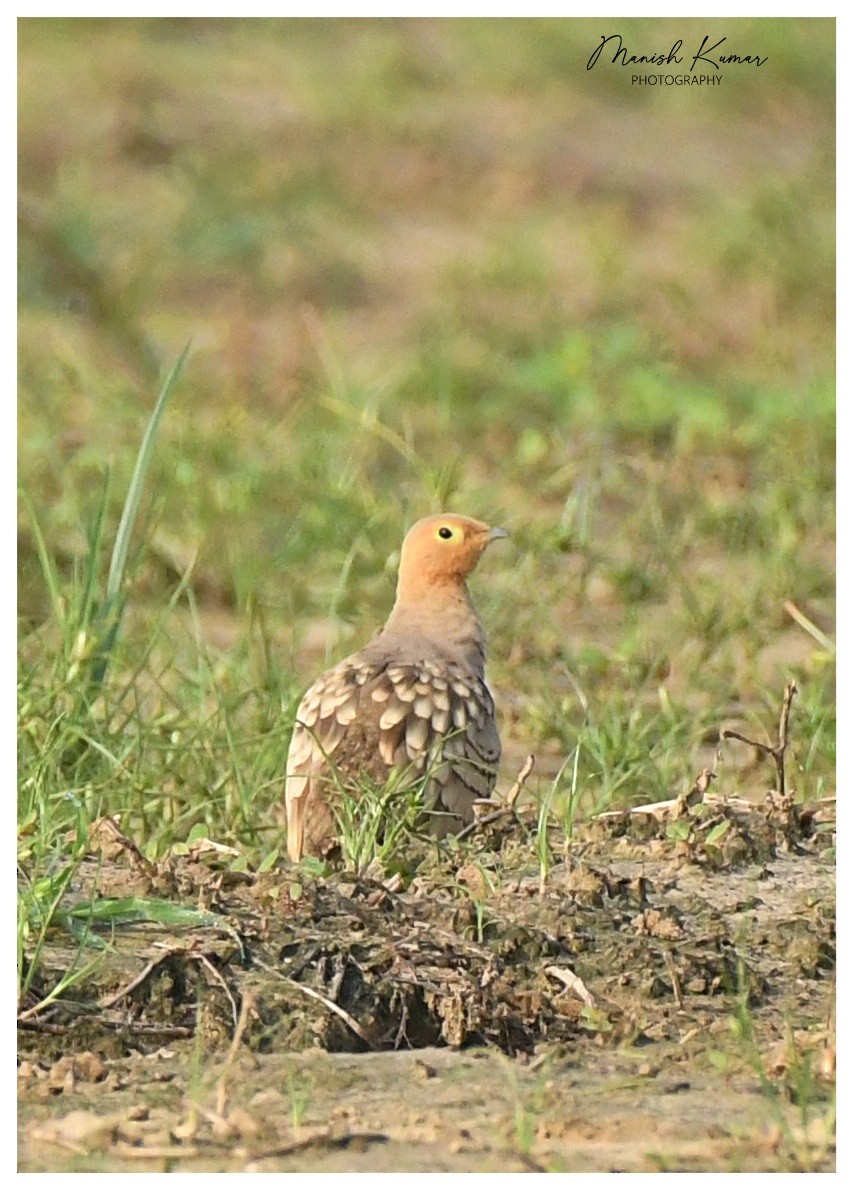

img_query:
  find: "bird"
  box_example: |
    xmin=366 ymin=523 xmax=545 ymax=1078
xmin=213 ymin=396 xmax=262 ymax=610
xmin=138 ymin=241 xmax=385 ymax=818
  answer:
xmin=284 ymin=514 xmax=509 ymax=862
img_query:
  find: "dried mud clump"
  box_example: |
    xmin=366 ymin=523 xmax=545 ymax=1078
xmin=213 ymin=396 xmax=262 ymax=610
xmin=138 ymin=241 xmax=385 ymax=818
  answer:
xmin=582 ymin=789 xmax=831 ymax=871
xmin=242 ymin=877 xmax=588 ymax=1055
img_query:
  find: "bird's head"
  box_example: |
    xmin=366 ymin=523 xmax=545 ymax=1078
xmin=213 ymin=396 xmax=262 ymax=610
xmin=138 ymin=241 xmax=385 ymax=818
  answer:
xmin=397 ymin=514 xmax=509 ymax=599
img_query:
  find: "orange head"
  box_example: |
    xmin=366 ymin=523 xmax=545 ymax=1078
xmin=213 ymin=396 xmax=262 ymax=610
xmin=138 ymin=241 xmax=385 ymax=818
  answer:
xmin=395 ymin=514 xmax=508 ymax=604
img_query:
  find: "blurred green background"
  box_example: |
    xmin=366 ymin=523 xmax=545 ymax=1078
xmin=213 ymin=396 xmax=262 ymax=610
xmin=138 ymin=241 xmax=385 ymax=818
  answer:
xmin=18 ymin=18 xmax=835 ymax=858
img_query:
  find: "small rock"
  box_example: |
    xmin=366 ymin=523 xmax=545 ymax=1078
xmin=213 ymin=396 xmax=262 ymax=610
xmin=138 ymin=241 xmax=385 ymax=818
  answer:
xmin=47 ymin=1052 xmax=108 ymax=1091
xmin=819 ymin=1043 xmax=836 ymax=1081
xmin=31 ymin=1110 xmax=118 ymax=1152
xmin=250 ymin=1088 xmax=287 ymax=1108
xmin=212 ymin=1116 xmax=237 ymax=1141
xmin=117 ymin=1120 xmax=148 ymax=1144
xmin=229 ymin=1107 xmax=262 ymax=1138
xmin=17 ymin=1061 xmax=46 ymax=1081
xmin=456 ymin=863 xmax=489 ymax=900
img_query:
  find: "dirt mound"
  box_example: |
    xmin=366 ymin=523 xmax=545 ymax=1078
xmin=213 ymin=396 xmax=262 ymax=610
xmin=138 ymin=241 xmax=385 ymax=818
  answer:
xmin=19 ymin=791 xmax=834 ymax=1064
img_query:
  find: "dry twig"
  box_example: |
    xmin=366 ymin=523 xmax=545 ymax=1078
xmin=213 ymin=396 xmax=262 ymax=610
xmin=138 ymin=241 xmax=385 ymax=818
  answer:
xmin=544 ymin=964 xmax=596 ymax=1007
xmin=505 ymin=754 xmax=536 ymax=808
xmin=720 ymin=680 xmax=797 ymax=795
xmin=215 ymin=989 xmax=257 ymax=1116
xmin=783 ymin=601 xmax=835 ymax=653
xmin=193 ymin=953 xmax=239 ymax=1033
xmin=109 ymin=1143 xmax=201 ymax=1160
xmin=243 ymin=1129 xmax=390 ymax=1168
xmin=96 ymin=951 xmax=182 ymax=1011
xmin=252 ymin=957 xmax=376 ymax=1050
xmin=662 ymin=951 xmax=684 ymax=1009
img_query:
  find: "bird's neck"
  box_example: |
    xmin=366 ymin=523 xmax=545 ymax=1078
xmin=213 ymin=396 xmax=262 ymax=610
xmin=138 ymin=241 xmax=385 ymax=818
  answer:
xmin=384 ymin=578 xmax=486 ymax=665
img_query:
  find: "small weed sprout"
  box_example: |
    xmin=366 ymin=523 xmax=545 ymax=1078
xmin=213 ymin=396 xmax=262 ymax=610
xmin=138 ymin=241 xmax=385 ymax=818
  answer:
xmin=535 ymin=782 xmax=555 ymax=895
xmin=453 ymin=862 xmax=497 ymax=944
xmin=285 ymin=1064 xmax=314 ymax=1131
xmin=535 ymin=752 xmax=574 ymax=892
xmin=562 ymin=740 xmax=583 ymax=843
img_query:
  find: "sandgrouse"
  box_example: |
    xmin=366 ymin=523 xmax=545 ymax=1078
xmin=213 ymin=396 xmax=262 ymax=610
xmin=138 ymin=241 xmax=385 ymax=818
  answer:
xmin=284 ymin=514 xmax=508 ymax=861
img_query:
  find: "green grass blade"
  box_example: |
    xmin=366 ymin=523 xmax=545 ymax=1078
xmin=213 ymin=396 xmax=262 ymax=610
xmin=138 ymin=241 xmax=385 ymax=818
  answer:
xmin=90 ymin=343 xmax=190 ymax=686
xmin=19 ymin=490 xmax=65 ymax=630
xmin=61 ymin=896 xmax=244 ymax=956
xmin=105 ymin=344 xmax=190 ymax=608
xmin=79 ymin=467 xmax=113 ymax=630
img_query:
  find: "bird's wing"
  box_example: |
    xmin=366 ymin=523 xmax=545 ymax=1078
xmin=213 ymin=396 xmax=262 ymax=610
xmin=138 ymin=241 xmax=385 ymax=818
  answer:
xmin=285 ymin=656 xmax=501 ymax=859
xmin=284 ymin=655 xmax=367 ymax=861
xmin=428 ymin=670 xmax=501 ymax=819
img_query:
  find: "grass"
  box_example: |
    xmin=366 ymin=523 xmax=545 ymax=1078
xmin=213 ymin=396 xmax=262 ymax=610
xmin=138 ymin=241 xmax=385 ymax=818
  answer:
xmin=715 ymin=987 xmax=837 ymax=1172
xmin=16 ymin=348 xmax=249 ymax=1012
xmin=332 ymin=770 xmax=428 ymax=876
xmin=18 ymin=15 xmax=834 ymax=1108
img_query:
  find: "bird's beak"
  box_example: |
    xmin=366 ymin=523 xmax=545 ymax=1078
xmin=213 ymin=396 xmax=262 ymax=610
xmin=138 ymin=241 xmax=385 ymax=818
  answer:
xmin=487 ymin=526 xmax=510 ymax=543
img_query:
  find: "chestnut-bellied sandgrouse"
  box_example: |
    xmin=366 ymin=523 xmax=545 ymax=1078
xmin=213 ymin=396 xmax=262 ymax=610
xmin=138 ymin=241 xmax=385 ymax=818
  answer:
xmin=284 ymin=514 xmax=508 ymax=861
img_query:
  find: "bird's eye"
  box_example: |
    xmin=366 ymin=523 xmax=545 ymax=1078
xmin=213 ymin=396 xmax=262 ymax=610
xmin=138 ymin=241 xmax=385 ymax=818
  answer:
xmin=437 ymin=526 xmax=454 ymax=540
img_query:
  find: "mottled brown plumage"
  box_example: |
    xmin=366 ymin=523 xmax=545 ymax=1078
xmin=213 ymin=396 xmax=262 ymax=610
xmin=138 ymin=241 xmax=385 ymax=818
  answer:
xmin=285 ymin=514 xmax=508 ymax=861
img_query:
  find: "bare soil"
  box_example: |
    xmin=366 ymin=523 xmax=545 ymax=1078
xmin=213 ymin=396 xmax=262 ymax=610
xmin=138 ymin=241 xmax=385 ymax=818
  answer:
xmin=18 ymin=794 xmax=835 ymax=1172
